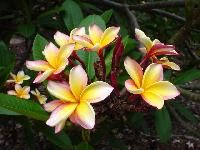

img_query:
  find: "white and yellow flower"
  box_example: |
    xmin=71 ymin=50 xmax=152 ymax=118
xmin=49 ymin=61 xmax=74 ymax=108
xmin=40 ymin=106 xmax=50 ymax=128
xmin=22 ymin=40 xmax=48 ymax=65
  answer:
xmin=26 ymin=43 xmax=74 ymax=83
xmin=8 ymin=84 xmax=30 ymax=99
xmin=73 ymin=24 xmax=120 ymax=53
xmin=7 ymin=71 xmax=30 ymax=84
xmin=124 ymin=57 xmax=180 ymax=109
xmin=54 ymin=27 xmax=86 ymax=50
xmin=135 ymin=28 xmax=178 ymax=57
xmin=31 ymin=88 xmax=47 ymax=104
xmin=44 ymin=65 xmax=113 ymax=133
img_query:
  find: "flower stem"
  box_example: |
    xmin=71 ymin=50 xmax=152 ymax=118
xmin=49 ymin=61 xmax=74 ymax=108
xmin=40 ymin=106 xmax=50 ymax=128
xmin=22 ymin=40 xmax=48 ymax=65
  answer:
xmin=98 ymin=49 xmax=106 ymax=81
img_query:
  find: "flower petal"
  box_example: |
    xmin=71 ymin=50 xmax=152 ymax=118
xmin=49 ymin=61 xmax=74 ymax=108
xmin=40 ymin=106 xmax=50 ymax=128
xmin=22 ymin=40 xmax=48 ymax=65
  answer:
xmin=54 ymin=31 xmax=69 ymax=47
xmin=70 ymin=27 xmax=86 ymax=37
xmin=42 ymin=42 xmax=59 ymax=68
xmin=145 ymin=81 xmax=180 ymax=100
xmin=124 ymin=57 xmax=143 ymax=87
xmin=89 ymin=24 xmax=103 ymax=44
xmin=149 ymin=44 xmax=178 ymax=56
xmin=80 ymin=81 xmax=113 ymax=103
xmin=74 ymin=102 xmax=95 ymax=129
xmin=47 ymin=81 xmax=77 ymax=102
xmin=69 ymin=65 xmax=88 ymax=100
xmin=142 ymin=63 xmax=163 ymax=89
xmin=162 ymin=61 xmax=180 ymax=71
xmin=26 ymin=60 xmax=52 ymax=71
xmin=73 ymin=35 xmax=93 ymax=49
xmin=46 ymin=103 xmax=77 ymax=127
xmin=135 ymin=28 xmax=152 ymax=51
xmin=44 ymin=100 xmax=64 ymax=112
xmin=125 ymin=79 xmax=144 ymax=94
xmin=100 ymin=27 xmax=120 ymax=48
xmin=7 ymin=90 xmax=17 ymax=96
xmin=33 ymin=70 xmax=54 ymax=83
xmin=141 ymin=91 xmax=164 ymax=109
xmin=55 ymin=119 xmax=66 ymax=133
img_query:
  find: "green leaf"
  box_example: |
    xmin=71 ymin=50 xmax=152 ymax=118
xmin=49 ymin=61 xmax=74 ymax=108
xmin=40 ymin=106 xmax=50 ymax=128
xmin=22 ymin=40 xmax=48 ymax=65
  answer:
xmin=79 ymin=15 xmax=106 ymax=33
xmin=173 ymin=68 xmax=200 ymax=85
xmin=77 ymin=50 xmax=98 ymax=80
xmin=17 ymin=23 xmax=36 ymax=38
xmin=62 ymin=0 xmax=83 ymax=31
xmin=0 ymin=93 xmax=48 ymax=121
xmin=172 ymin=101 xmax=197 ymax=123
xmin=0 ymin=41 xmax=15 ymax=85
xmin=32 ymin=34 xmax=48 ymax=60
xmin=101 ymin=9 xmax=113 ymax=24
xmin=108 ymin=134 xmax=128 ymax=150
xmin=0 ymin=106 xmax=20 ymax=115
xmin=75 ymin=142 xmax=93 ymax=150
xmin=155 ymin=107 xmax=171 ymax=143
xmin=36 ymin=122 xmax=72 ymax=149
xmin=105 ymin=47 xmax=114 ymax=76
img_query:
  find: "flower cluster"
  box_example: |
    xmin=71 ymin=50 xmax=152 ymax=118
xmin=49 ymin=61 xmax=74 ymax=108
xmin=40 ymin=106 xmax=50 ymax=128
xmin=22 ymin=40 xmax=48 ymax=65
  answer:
xmin=7 ymin=24 xmax=180 ymax=133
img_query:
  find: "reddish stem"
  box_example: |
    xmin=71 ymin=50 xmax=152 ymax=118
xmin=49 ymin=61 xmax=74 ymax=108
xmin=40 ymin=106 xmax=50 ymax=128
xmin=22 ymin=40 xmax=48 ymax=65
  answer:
xmin=139 ymin=55 xmax=149 ymax=67
xmin=72 ymin=51 xmax=86 ymax=69
xmin=98 ymin=49 xmax=106 ymax=81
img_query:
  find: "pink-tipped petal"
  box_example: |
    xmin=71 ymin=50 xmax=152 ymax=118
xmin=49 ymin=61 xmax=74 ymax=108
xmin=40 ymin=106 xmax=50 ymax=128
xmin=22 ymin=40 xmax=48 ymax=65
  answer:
xmin=54 ymin=31 xmax=70 ymax=47
xmin=145 ymin=81 xmax=180 ymax=100
xmin=46 ymin=103 xmax=77 ymax=127
xmin=33 ymin=70 xmax=54 ymax=83
xmin=142 ymin=63 xmax=163 ymax=89
xmin=125 ymin=79 xmax=144 ymax=94
xmin=42 ymin=42 xmax=59 ymax=67
xmin=55 ymin=119 xmax=66 ymax=133
xmin=100 ymin=27 xmax=120 ymax=48
xmin=44 ymin=100 xmax=64 ymax=112
xmin=89 ymin=24 xmax=103 ymax=44
xmin=73 ymin=35 xmax=93 ymax=49
xmin=69 ymin=65 xmax=88 ymax=100
xmin=124 ymin=57 xmax=143 ymax=87
xmin=142 ymin=92 xmax=164 ymax=109
xmin=47 ymin=81 xmax=77 ymax=102
xmin=80 ymin=81 xmax=113 ymax=103
xmin=26 ymin=60 xmax=51 ymax=71
xmin=74 ymin=102 xmax=95 ymax=129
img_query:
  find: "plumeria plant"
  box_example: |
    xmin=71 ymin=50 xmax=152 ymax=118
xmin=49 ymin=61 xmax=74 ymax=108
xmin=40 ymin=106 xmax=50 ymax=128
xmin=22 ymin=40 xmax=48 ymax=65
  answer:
xmin=0 ymin=0 xmax=198 ymax=150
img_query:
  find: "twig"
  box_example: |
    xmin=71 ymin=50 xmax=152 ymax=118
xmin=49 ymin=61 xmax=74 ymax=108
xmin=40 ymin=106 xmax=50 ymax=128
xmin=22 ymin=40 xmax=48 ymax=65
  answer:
xmin=178 ymin=87 xmax=200 ymax=102
xmin=148 ymin=9 xmax=186 ymax=23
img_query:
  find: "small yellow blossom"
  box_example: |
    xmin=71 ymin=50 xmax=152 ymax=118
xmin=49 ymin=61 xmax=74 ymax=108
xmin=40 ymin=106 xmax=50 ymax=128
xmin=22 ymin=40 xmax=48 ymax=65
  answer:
xmin=73 ymin=24 xmax=120 ymax=53
xmin=154 ymin=57 xmax=180 ymax=71
xmin=8 ymin=84 xmax=30 ymax=99
xmin=7 ymin=71 xmax=30 ymax=84
xmin=31 ymin=88 xmax=47 ymax=104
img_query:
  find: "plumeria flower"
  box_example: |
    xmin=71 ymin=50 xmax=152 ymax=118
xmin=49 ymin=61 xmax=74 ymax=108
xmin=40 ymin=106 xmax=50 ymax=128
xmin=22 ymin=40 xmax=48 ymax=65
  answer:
xmin=26 ymin=43 xmax=74 ymax=83
xmin=135 ymin=28 xmax=178 ymax=57
xmin=54 ymin=27 xmax=86 ymax=50
xmin=7 ymin=71 xmax=30 ymax=84
xmin=44 ymin=65 xmax=113 ymax=133
xmin=73 ymin=24 xmax=120 ymax=53
xmin=153 ymin=57 xmax=180 ymax=71
xmin=124 ymin=57 xmax=180 ymax=109
xmin=7 ymin=84 xmax=30 ymax=99
xmin=31 ymin=88 xmax=47 ymax=104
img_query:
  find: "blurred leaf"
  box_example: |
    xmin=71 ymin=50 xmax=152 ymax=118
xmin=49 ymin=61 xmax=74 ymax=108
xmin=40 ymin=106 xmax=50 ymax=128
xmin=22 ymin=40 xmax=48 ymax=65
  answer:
xmin=155 ymin=107 xmax=171 ymax=143
xmin=0 ymin=41 xmax=15 ymax=85
xmin=80 ymin=2 xmax=103 ymax=13
xmin=62 ymin=0 xmax=83 ymax=31
xmin=172 ymin=101 xmax=197 ymax=123
xmin=108 ymin=134 xmax=128 ymax=150
xmin=77 ymin=50 xmax=98 ymax=80
xmin=18 ymin=118 xmax=36 ymax=150
xmin=105 ymin=48 xmax=114 ymax=76
xmin=0 ymin=93 xmax=48 ymax=121
xmin=32 ymin=34 xmax=48 ymax=60
xmin=101 ymin=9 xmax=113 ymax=24
xmin=173 ymin=68 xmax=200 ymax=85
xmin=75 ymin=142 xmax=93 ymax=150
xmin=17 ymin=23 xmax=36 ymax=38
xmin=79 ymin=15 xmax=106 ymax=33
xmin=0 ymin=106 xmax=20 ymax=115
xmin=36 ymin=122 xmax=72 ymax=149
